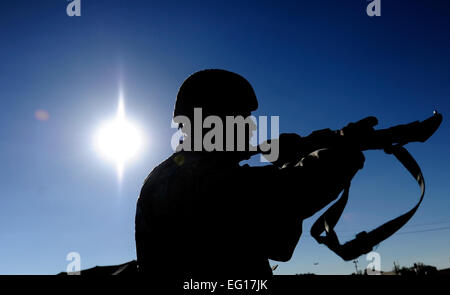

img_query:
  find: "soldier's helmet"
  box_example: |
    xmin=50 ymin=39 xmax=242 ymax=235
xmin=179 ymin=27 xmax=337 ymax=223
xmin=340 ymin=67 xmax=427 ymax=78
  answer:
xmin=174 ymin=69 xmax=258 ymax=120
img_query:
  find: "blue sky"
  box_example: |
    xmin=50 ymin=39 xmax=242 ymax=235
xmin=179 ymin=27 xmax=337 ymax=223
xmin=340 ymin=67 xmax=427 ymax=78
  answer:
xmin=0 ymin=0 xmax=449 ymax=274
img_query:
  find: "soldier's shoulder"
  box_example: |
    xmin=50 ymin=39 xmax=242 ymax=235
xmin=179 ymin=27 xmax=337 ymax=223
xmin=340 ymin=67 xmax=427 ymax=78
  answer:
xmin=141 ymin=153 xmax=179 ymax=183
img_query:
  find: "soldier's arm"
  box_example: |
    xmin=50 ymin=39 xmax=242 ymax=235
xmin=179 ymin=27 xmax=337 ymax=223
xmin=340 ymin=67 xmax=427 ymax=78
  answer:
xmin=290 ymin=147 xmax=364 ymax=219
xmin=248 ymin=147 xmax=365 ymax=262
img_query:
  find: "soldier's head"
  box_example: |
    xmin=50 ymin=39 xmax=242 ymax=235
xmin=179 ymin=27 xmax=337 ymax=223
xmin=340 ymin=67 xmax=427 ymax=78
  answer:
xmin=174 ymin=69 xmax=258 ymax=119
xmin=173 ymin=69 xmax=259 ymax=158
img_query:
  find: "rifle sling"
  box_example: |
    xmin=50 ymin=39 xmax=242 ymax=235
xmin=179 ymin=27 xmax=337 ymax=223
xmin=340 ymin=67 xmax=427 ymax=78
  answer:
xmin=310 ymin=145 xmax=425 ymax=261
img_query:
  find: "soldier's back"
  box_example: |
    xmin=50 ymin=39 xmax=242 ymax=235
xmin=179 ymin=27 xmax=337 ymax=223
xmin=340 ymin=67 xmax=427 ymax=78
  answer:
xmin=135 ymin=151 xmax=273 ymax=278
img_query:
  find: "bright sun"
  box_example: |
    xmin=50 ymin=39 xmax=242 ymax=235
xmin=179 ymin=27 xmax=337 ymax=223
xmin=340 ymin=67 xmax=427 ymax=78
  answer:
xmin=94 ymin=95 xmax=143 ymax=181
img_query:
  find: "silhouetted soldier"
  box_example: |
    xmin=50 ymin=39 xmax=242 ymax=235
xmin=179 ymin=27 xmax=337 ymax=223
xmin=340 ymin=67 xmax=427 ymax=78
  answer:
xmin=135 ymin=69 xmax=366 ymax=279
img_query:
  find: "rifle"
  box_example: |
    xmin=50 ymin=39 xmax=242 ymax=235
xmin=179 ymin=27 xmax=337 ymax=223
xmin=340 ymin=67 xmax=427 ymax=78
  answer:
xmin=258 ymin=111 xmax=443 ymax=261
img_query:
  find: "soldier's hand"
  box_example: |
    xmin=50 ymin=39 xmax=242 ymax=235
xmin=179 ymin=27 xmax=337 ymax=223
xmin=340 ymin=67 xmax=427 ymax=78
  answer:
xmin=300 ymin=147 xmax=365 ymax=171
xmin=340 ymin=116 xmax=378 ymax=146
xmin=261 ymin=133 xmax=303 ymax=167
